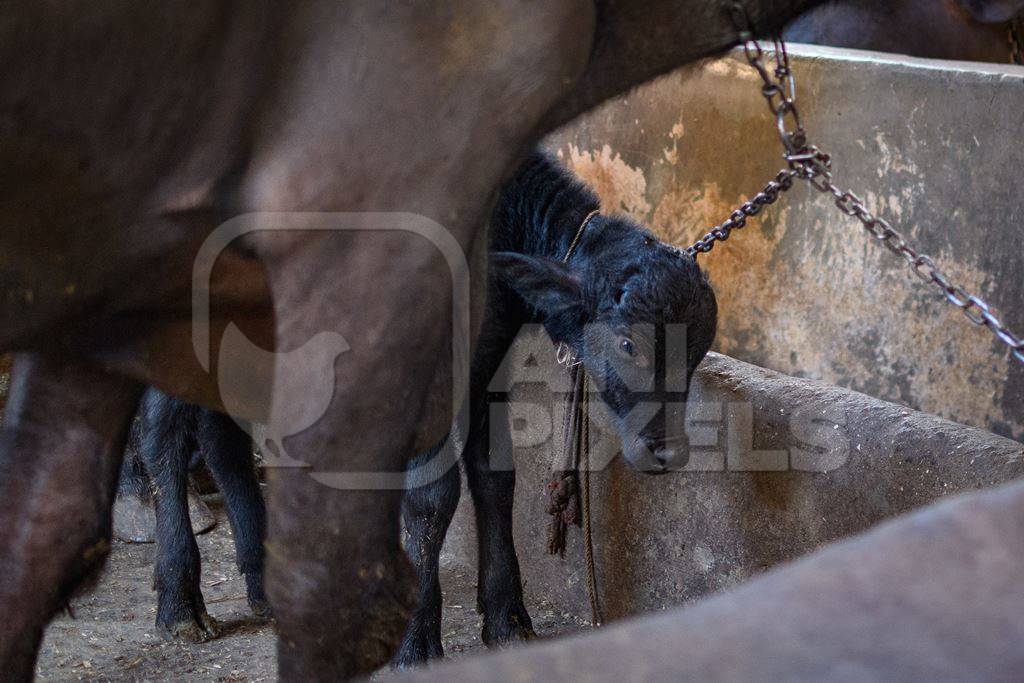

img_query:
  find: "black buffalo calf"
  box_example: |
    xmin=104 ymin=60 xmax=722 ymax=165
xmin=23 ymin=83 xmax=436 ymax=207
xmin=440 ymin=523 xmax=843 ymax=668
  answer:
xmin=123 ymin=389 xmax=269 ymax=641
xmin=395 ymin=152 xmax=717 ymax=665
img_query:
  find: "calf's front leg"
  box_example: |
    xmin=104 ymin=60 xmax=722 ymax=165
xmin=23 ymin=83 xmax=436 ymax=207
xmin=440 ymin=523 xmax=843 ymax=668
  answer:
xmin=136 ymin=392 xmax=219 ymax=641
xmin=197 ymin=409 xmax=269 ymax=618
xmin=0 ymin=353 xmax=141 ymax=680
xmin=249 ymin=231 xmax=456 ymax=679
xmin=464 ymin=399 xmax=535 ymax=646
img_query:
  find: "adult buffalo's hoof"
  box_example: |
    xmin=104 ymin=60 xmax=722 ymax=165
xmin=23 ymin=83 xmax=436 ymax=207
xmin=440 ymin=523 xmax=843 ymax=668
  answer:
xmin=112 ymin=489 xmax=216 ymax=543
xmin=111 ymin=492 xmax=157 ymax=543
xmin=159 ymin=611 xmax=220 ymax=643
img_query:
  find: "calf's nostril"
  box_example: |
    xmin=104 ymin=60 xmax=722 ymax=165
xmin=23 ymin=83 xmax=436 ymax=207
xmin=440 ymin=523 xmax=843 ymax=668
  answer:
xmin=654 ymin=448 xmax=673 ymax=467
xmin=653 ymin=445 xmax=689 ymax=470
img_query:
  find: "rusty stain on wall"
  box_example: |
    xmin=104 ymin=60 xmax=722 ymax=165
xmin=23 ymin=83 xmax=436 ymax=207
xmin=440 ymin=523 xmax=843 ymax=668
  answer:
xmin=663 ymin=122 xmax=685 ymax=166
xmin=557 ymin=144 xmax=651 ymax=221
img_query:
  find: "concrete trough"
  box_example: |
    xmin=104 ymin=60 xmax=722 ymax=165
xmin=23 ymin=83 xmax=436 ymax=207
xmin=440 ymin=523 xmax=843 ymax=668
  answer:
xmin=412 ymin=474 xmax=1024 ymax=681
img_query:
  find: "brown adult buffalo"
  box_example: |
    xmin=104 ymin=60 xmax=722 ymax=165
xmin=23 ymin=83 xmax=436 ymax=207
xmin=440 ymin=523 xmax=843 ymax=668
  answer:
xmin=0 ymin=1 xmax=825 ymax=679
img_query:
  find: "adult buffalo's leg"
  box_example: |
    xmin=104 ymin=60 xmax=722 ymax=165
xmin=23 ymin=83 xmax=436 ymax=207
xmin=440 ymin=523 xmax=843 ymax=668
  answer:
xmin=137 ymin=391 xmax=219 ymax=641
xmin=237 ymin=3 xmax=595 ymax=676
xmin=394 ymin=441 xmax=461 ymax=667
xmin=197 ymin=410 xmax=269 ymax=618
xmin=265 ymin=426 xmax=420 ymax=679
xmin=0 ymin=353 xmax=141 ymax=680
xmin=249 ymin=230 xmax=458 ymax=680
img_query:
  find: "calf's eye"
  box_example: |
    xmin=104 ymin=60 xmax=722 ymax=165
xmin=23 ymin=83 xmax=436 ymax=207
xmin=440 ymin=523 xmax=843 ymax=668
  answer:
xmin=617 ymin=336 xmax=636 ymax=358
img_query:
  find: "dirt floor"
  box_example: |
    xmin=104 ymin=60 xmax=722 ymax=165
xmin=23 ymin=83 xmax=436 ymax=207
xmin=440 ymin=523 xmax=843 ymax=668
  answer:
xmin=35 ymin=495 xmax=586 ymax=681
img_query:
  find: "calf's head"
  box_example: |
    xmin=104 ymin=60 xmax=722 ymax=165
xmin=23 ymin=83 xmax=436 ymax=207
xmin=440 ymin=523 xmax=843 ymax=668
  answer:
xmin=494 ymin=217 xmax=717 ymax=474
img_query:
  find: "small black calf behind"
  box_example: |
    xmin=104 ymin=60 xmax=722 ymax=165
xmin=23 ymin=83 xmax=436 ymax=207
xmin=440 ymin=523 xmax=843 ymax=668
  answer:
xmin=396 ymin=152 xmax=716 ymax=665
xmin=123 ymin=389 xmax=269 ymax=641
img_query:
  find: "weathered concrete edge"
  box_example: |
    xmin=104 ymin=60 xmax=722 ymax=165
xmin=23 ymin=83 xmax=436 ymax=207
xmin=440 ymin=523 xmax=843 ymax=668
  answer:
xmin=784 ymin=41 xmax=1024 ymax=77
xmin=405 ymin=352 xmax=1024 ymax=679
xmin=693 ymin=350 xmax=1024 ymax=466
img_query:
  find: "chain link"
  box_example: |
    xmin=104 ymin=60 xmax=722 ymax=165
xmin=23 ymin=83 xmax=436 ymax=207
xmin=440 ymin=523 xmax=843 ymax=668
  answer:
xmin=688 ymin=2 xmax=1024 ymax=365
xmin=684 ymin=168 xmax=796 ymax=256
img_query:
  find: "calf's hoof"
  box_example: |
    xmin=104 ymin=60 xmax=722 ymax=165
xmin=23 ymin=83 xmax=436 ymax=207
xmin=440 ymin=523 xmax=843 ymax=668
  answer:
xmin=482 ymin=602 xmax=536 ymax=648
xmin=158 ymin=611 xmax=220 ymax=643
xmin=392 ymin=626 xmax=444 ymax=669
xmin=249 ymin=595 xmax=273 ymax=620
xmin=245 ymin=574 xmax=273 ymax=619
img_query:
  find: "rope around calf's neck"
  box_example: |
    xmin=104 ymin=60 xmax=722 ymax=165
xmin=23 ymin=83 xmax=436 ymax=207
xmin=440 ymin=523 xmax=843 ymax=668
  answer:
xmin=578 ymin=370 xmax=603 ymax=627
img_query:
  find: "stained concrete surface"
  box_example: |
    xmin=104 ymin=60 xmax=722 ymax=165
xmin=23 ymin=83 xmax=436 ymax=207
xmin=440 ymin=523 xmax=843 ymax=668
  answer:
xmin=543 ymin=44 xmax=1024 ymax=442
xmin=396 ymin=475 xmax=1024 ymax=682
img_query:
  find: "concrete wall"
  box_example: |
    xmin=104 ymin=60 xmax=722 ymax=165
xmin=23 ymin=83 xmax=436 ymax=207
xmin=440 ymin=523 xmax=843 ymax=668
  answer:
xmin=542 ymin=45 xmax=1024 ymax=441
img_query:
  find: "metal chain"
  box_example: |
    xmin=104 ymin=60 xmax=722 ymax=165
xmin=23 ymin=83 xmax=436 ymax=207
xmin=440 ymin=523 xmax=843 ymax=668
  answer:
xmin=685 ymin=168 xmax=797 ymax=256
xmin=688 ymin=2 xmax=1024 ymax=364
xmin=685 ymin=21 xmax=803 ymax=256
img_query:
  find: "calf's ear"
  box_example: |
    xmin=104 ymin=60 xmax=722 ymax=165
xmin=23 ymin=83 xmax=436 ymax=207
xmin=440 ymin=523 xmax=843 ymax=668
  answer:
xmin=491 ymin=252 xmax=583 ymax=315
xmin=956 ymin=0 xmax=1024 ymax=22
